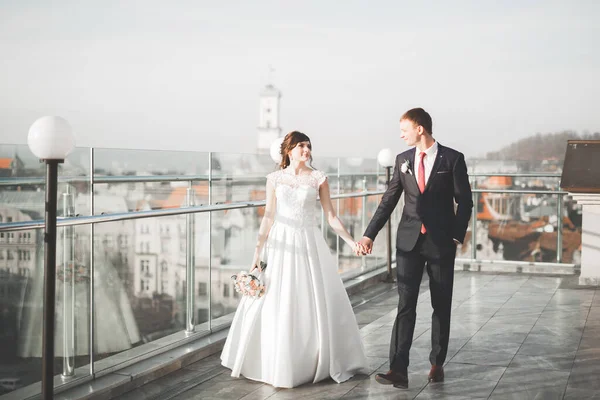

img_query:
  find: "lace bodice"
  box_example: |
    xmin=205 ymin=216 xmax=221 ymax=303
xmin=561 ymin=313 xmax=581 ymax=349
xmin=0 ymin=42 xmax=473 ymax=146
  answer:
xmin=266 ymin=169 xmax=327 ymax=227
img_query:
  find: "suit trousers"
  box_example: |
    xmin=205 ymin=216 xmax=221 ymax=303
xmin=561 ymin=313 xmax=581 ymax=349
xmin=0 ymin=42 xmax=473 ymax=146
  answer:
xmin=389 ymin=233 xmax=455 ymax=371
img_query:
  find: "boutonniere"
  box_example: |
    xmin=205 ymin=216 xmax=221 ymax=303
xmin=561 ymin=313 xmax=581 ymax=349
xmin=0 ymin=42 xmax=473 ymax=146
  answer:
xmin=400 ymin=159 xmax=412 ymax=175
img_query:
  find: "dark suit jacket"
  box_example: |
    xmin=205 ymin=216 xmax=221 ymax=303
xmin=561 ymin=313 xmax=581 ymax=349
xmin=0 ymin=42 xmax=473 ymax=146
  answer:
xmin=364 ymin=143 xmax=473 ymax=254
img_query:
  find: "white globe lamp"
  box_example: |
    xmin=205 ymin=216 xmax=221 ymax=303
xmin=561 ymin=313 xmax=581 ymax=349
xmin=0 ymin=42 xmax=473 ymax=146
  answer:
xmin=27 ymin=116 xmax=75 ymax=160
xmin=377 ymin=148 xmax=395 ymax=168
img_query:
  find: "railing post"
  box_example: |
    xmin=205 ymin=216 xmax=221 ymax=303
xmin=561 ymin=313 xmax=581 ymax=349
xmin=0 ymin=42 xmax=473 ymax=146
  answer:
xmin=185 ymin=182 xmax=196 ymax=333
xmin=557 ymin=193 xmax=563 ymax=263
xmin=208 ymin=153 xmax=213 ymax=332
xmin=336 ymin=159 xmax=340 ymax=266
xmin=61 ymin=185 xmax=76 ymax=377
xmin=89 ymin=148 xmax=95 ymax=376
xmin=471 ymin=191 xmax=478 ymax=261
xmin=361 ymin=176 xmax=367 ymax=268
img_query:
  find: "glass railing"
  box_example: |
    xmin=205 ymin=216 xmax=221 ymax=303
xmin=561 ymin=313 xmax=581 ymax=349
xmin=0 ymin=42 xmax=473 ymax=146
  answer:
xmin=456 ymin=174 xmax=581 ymax=268
xmin=0 ymin=146 xmax=394 ymax=398
xmin=0 ymin=145 xmax=580 ymax=398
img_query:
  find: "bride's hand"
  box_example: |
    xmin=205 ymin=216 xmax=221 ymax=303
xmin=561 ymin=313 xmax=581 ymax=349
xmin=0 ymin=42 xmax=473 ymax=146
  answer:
xmin=353 ymin=241 xmax=365 ymax=256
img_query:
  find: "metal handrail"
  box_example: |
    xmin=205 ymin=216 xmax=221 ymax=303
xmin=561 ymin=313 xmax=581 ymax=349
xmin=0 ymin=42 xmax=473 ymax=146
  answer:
xmin=473 ymin=189 xmax=567 ymax=195
xmin=0 ymin=172 xmax=387 ymax=186
xmin=0 ymin=171 xmax=564 ymax=186
xmin=470 ymin=173 xmax=562 ymax=178
xmin=0 ymin=190 xmax=386 ymax=232
xmin=0 ymin=185 xmax=572 ymax=233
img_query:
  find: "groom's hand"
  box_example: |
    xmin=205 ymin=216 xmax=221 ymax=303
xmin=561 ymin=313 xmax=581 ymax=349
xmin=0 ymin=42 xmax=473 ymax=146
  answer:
xmin=358 ymin=237 xmax=373 ymax=255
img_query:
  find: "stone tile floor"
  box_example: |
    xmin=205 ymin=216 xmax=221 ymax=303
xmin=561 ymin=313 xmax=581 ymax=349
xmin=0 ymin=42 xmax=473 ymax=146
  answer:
xmin=115 ymin=272 xmax=600 ymax=399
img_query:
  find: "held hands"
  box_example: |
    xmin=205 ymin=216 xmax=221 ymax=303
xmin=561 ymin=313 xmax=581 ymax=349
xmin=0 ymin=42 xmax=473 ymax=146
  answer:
xmin=354 ymin=236 xmax=374 ymax=256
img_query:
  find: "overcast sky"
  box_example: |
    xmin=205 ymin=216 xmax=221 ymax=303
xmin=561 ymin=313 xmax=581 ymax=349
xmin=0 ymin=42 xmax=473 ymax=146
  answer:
xmin=1 ymin=0 xmax=598 ymax=160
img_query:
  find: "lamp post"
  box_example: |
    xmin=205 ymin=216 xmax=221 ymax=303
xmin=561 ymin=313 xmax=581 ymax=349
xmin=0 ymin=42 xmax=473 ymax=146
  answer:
xmin=377 ymin=148 xmax=395 ymax=283
xmin=28 ymin=116 xmax=75 ymax=400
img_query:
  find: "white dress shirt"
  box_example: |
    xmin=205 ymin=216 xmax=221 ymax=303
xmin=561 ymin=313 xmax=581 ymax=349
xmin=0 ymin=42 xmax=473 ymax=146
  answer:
xmin=414 ymin=141 xmax=438 ymax=185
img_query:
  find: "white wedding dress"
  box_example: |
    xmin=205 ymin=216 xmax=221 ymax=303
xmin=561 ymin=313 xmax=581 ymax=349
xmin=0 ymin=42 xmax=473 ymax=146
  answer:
xmin=221 ymin=169 xmax=368 ymax=388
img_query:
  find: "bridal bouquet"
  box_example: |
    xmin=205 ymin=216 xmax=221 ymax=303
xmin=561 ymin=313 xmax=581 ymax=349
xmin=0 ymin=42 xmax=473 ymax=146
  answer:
xmin=231 ymin=261 xmax=267 ymax=299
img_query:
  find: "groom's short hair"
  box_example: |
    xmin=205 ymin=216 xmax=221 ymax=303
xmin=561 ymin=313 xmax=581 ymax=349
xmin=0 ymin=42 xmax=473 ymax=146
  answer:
xmin=401 ymin=108 xmax=433 ymax=135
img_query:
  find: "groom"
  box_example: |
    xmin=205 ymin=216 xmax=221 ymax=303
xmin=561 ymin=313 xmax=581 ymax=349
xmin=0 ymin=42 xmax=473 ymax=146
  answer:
xmin=358 ymin=108 xmax=473 ymax=389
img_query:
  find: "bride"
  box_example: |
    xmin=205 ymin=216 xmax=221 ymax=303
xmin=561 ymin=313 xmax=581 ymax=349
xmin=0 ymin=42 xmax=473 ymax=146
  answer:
xmin=221 ymin=131 xmax=368 ymax=388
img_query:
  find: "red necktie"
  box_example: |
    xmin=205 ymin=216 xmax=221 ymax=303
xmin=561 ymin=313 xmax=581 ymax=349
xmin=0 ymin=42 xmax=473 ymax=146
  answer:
xmin=418 ymin=152 xmax=426 ymax=234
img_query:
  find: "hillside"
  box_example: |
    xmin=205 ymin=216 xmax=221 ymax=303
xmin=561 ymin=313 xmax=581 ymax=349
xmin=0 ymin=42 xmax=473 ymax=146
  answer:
xmin=486 ymin=131 xmax=600 ymax=161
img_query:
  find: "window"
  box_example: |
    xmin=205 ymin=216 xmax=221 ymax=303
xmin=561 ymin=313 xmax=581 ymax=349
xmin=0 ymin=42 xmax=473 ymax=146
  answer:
xmin=140 ymin=260 xmax=149 ymax=273
xmin=223 ymin=283 xmax=230 ymax=297
xmin=161 ymin=281 xmax=168 ymax=293
xmin=0 ymin=250 xmax=4 ymax=260
xmin=161 ymin=261 xmax=168 ymax=273
xmin=25 ymin=251 xmax=31 ymax=261
xmin=7 ymin=251 xmax=13 ymax=260
xmin=6 ymin=217 xmax=12 ymax=223
xmin=198 ymin=282 xmax=207 ymax=296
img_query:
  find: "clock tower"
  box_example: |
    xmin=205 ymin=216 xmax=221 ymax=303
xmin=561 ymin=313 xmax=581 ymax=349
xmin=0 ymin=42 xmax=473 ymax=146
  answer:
xmin=257 ymin=84 xmax=282 ymax=153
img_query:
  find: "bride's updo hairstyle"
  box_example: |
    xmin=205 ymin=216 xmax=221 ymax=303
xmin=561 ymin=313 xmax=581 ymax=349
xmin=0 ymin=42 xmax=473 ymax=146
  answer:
xmin=279 ymin=131 xmax=312 ymax=169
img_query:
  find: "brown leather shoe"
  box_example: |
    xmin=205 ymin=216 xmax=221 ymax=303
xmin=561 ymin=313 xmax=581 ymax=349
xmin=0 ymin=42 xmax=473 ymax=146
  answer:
xmin=375 ymin=369 xmax=409 ymax=389
xmin=428 ymin=365 xmax=444 ymax=382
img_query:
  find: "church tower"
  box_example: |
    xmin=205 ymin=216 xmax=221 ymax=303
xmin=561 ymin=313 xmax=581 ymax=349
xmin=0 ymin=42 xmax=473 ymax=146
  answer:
xmin=257 ymin=84 xmax=282 ymax=153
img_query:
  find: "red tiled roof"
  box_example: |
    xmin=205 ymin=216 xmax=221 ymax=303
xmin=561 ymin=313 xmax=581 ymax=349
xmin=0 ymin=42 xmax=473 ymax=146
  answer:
xmin=0 ymin=158 xmax=13 ymax=169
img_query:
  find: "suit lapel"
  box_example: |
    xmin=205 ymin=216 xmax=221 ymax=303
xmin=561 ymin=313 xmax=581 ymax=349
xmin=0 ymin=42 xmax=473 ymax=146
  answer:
xmin=424 ymin=143 xmax=445 ymax=192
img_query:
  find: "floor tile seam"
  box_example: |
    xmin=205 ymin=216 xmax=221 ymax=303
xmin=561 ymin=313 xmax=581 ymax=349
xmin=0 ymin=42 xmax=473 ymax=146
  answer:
xmin=332 ymin=378 xmax=367 ymax=399
xmin=447 ymin=274 xmax=522 ymax=369
xmin=452 ymin=273 xmax=510 ymax=309
xmin=454 ymin=276 xmax=546 ymax=398
xmin=488 ymin=280 xmax=561 ymax=398
xmin=154 ymin=369 xmax=227 ymax=400
xmin=564 ymin=302 xmax=594 ymax=392
xmin=239 ymin=383 xmax=279 ymax=400
xmin=353 ymin=285 xmax=400 ymax=309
